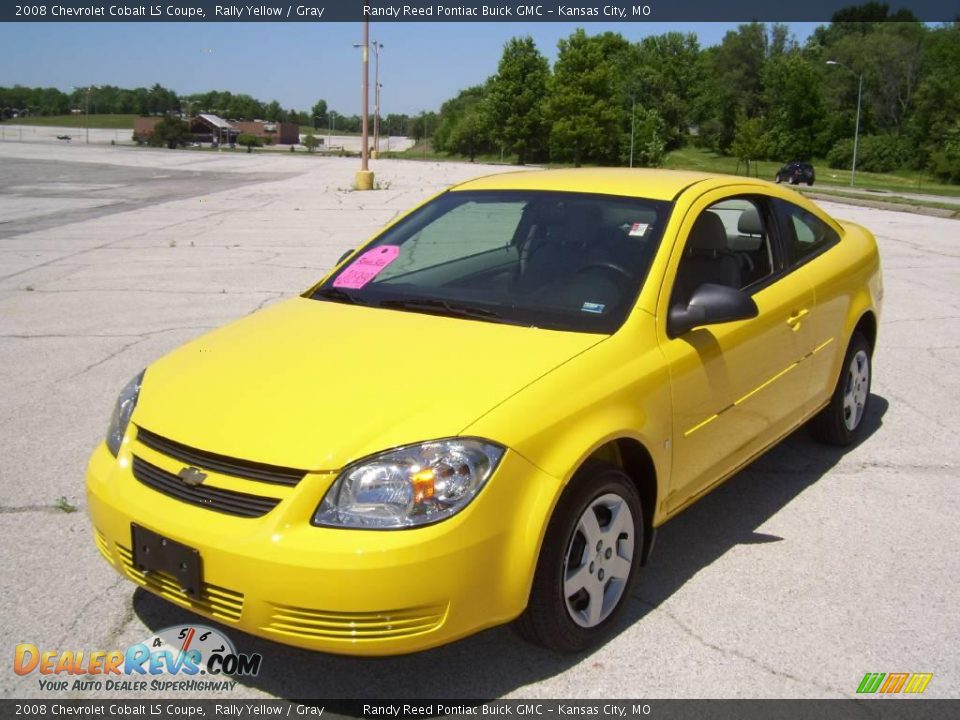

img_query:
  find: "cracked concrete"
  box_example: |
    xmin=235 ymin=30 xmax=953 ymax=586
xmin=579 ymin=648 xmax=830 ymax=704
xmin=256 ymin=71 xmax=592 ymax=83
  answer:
xmin=0 ymin=141 xmax=957 ymax=700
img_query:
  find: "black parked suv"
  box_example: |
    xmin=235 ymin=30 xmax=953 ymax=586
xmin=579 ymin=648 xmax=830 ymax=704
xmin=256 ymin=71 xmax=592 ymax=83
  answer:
xmin=775 ymin=161 xmax=815 ymax=186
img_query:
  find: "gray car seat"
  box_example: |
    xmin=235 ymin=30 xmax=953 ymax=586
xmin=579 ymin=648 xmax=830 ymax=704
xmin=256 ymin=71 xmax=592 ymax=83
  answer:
xmin=672 ymin=211 xmax=742 ymax=307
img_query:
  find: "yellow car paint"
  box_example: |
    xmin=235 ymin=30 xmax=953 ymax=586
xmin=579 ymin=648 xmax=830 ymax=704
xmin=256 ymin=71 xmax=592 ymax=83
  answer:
xmin=86 ymin=169 xmax=882 ymax=654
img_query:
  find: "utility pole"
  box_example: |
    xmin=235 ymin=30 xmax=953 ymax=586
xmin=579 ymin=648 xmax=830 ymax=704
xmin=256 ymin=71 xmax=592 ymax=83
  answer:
xmin=354 ymin=21 xmax=374 ymax=190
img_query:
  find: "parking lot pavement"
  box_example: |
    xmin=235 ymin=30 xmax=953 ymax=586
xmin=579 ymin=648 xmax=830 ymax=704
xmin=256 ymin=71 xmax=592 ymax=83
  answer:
xmin=1 ymin=141 xmax=957 ymax=700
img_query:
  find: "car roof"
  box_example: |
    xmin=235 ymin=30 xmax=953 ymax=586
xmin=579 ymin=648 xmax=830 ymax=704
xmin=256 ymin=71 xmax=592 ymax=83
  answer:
xmin=450 ymin=168 xmax=727 ymax=202
xmin=449 ymin=167 xmax=843 ymax=236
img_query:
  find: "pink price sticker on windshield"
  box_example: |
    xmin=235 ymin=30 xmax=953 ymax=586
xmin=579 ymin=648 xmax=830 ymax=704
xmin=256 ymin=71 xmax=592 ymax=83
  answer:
xmin=333 ymin=245 xmax=400 ymax=289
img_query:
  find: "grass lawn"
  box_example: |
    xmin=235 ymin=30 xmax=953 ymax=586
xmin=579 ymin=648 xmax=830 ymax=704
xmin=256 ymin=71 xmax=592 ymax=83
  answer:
xmin=3 ymin=114 xmax=138 ymax=129
xmin=663 ymin=146 xmax=960 ymax=198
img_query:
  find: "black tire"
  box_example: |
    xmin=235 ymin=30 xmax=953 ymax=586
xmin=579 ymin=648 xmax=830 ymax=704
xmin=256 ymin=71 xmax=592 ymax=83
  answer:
xmin=810 ymin=332 xmax=872 ymax=446
xmin=806 ymin=179 xmax=814 ymax=186
xmin=513 ymin=460 xmax=644 ymax=652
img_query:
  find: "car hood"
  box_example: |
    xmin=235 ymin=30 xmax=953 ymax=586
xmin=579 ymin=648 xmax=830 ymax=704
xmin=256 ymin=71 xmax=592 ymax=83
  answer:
xmin=132 ymin=297 xmax=604 ymax=471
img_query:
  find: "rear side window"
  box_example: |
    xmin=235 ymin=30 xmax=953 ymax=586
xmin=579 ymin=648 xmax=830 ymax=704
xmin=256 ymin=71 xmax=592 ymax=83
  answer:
xmin=777 ymin=201 xmax=840 ymax=266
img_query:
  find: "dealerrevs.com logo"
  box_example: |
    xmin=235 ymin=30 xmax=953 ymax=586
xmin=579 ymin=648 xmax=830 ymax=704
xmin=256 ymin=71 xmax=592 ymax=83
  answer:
xmin=857 ymin=672 xmax=934 ymax=695
xmin=14 ymin=624 xmax=262 ymax=692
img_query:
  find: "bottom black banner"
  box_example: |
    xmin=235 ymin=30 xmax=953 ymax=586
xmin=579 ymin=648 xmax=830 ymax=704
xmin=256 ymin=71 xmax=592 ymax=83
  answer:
xmin=3 ymin=699 xmax=957 ymax=719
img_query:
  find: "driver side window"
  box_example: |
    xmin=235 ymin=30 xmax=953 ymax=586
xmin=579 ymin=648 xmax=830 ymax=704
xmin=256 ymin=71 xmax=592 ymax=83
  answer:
xmin=671 ymin=197 xmax=775 ymax=307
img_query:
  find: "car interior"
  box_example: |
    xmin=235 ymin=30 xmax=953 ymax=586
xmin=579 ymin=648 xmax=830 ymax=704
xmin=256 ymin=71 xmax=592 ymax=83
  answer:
xmin=671 ymin=198 xmax=775 ymax=309
xmin=374 ymin=196 xmax=666 ymax=321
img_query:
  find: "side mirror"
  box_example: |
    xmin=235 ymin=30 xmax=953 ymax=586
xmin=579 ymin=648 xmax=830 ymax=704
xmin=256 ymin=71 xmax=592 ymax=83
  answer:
xmin=668 ymin=283 xmax=759 ymax=338
xmin=337 ymin=249 xmax=354 ymax=265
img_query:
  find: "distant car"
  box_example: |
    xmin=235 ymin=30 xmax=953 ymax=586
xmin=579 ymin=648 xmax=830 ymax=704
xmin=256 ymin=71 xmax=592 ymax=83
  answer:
xmin=775 ymin=161 xmax=815 ymax=186
xmin=87 ymin=169 xmax=881 ymax=655
xmin=56 ymin=135 xmax=71 ymax=142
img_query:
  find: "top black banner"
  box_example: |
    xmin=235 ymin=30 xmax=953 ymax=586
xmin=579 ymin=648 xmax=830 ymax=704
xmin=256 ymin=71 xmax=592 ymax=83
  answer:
xmin=3 ymin=0 xmax=959 ymax=23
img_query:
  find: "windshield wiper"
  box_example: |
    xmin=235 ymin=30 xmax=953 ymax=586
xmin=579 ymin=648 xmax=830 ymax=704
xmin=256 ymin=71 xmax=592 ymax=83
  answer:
xmin=378 ymin=297 xmax=506 ymax=323
xmin=312 ymin=287 xmax=367 ymax=305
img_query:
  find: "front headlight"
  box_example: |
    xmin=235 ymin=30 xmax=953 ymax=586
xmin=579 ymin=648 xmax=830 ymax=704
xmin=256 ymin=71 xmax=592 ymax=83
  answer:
xmin=313 ymin=438 xmax=504 ymax=529
xmin=106 ymin=370 xmax=144 ymax=456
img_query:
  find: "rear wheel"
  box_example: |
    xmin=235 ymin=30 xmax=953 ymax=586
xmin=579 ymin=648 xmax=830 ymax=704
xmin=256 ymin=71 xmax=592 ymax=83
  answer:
xmin=514 ymin=460 xmax=643 ymax=652
xmin=810 ymin=332 xmax=872 ymax=446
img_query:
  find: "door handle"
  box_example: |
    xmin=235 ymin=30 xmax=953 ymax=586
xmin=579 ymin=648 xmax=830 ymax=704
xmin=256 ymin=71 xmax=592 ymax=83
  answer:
xmin=786 ymin=308 xmax=809 ymax=329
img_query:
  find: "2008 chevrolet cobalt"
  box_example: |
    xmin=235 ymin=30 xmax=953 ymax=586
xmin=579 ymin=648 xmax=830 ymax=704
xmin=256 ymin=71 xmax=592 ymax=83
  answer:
xmin=86 ymin=169 xmax=881 ymax=654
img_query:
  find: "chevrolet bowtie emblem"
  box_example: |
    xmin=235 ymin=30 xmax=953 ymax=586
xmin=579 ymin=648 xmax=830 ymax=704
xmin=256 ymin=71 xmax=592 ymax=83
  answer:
xmin=178 ymin=467 xmax=207 ymax=486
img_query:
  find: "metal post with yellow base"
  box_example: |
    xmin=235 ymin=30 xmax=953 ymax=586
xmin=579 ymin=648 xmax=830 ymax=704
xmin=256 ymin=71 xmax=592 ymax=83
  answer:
xmin=355 ymin=20 xmax=374 ymax=191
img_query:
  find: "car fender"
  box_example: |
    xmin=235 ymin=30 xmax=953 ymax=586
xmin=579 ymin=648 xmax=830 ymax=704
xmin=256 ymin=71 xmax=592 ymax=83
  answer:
xmin=464 ymin=313 xmax=673 ymax=536
xmin=821 ymin=221 xmax=883 ymax=389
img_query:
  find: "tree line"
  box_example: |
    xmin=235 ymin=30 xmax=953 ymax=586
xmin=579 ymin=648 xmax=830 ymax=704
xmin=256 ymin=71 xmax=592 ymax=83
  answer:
xmin=429 ymin=6 xmax=960 ymax=182
xmin=0 ymin=82 xmax=427 ymax=141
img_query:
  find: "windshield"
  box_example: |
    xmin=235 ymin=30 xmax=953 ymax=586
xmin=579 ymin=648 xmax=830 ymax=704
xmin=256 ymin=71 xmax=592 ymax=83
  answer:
xmin=311 ymin=190 xmax=672 ymax=334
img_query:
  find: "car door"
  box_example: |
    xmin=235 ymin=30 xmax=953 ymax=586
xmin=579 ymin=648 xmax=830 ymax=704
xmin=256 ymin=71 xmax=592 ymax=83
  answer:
xmin=657 ymin=190 xmax=817 ymax=514
xmin=772 ymin=199 xmax=847 ymax=416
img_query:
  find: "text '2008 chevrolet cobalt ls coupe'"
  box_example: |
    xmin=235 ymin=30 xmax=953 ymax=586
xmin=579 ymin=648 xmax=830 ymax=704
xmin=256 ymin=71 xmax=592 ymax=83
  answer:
xmin=86 ymin=169 xmax=882 ymax=655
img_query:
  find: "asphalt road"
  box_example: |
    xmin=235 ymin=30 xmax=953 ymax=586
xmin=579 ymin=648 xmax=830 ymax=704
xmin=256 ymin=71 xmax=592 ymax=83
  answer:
xmin=0 ymin=140 xmax=957 ymax=700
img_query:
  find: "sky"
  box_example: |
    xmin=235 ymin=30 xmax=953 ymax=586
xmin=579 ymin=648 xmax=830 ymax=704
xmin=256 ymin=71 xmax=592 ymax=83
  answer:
xmin=0 ymin=22 xmax=822 ymax=116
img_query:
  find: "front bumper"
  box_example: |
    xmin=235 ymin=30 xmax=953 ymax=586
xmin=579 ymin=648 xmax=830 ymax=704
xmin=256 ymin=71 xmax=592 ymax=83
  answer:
xmin=85 ymin=431 xmax=561 ymax=655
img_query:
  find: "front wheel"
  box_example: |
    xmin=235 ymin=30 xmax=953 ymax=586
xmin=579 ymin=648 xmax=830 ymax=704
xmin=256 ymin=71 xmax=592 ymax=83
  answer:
xmin=810 ymin=332 xmax=872 ymax=446
xmin=513 ymin=460 xmax=643 ymax=652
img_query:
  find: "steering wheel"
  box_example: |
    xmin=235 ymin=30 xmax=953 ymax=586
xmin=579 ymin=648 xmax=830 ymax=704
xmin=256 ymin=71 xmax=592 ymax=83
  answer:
xmin=575 ymin=262 xmax=634 ymax=283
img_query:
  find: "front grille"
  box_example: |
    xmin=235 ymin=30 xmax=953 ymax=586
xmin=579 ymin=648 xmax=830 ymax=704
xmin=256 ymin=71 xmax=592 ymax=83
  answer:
xmin=117 ymin=544 xmax=244 ymax=621
xmin=131 ymin=456 xmax=281 ymax=518
xmin=264 ymin=602 xmax=447 ymax=641
xmin=136 ymin=426 xmax=306 ymax=487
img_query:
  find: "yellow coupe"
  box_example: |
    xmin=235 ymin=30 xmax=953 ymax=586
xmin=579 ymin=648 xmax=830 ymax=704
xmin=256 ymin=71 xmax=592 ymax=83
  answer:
xmin=86 ymin=169 xmax=882 ymax=654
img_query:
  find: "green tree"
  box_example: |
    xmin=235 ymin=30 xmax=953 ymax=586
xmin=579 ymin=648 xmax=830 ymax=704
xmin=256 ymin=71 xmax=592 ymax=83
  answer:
xmin=631 ymin=32 xmax=701 ymax=150
xmin=311 ymin=99 xmax=328 ymax=128
xmin=909 ymin=24 xmax=960 ymax=169
xmin=487 ymin=36 xmax=550 ymax=164
xmin=149 ymin=117 xmax=190 ymax=149
xmin=264 ymin=100 xmax=283 ymax=121
xmin=303 ymin=132 xmax=319 ymax=152
xmin=730 ymin=111 xmax=768 ymax=174
xmin=548 ymin=30 xmax=632 ymax=166
xmin=237 ymin=133 xmax=262 ymax=153
xmin=632 ymin=106 xmax=667 ymax=167
xmin=447 ymin=106 xmax=492 ymax=162
xmin=432 ymin=85 xmax=492 ymax=157
xmin=930 ymin=120 xmax=960 ymax=182
xmin=696 ymin=23 xmax=770 ymax=152
xmin=146 ymin=83 xmax=179 ymax=115
xmin=762 ymin=52 xmax=825 ymax=159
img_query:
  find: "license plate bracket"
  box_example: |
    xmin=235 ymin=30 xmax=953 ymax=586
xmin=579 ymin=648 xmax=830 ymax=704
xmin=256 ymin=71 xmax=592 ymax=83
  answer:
xmin=131 ymin=524 xmax=202 ymax=599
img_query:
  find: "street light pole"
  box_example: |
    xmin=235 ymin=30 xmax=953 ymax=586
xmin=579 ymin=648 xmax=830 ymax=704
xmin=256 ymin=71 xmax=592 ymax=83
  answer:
xmin=73 ymin=85 xmax=99 ymax=144
xmin=85 ymin=87 xmax=91 ymax=144
xmin=629 ymin=97 xmax=636 ymax=168
xmin=852 ymin=72 xmax=863 ymax=188
xmin=826 ymin=60 xmax=863 ymax=187
xmin=371 ymin=41 xmax=383 ymax=158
